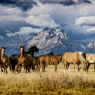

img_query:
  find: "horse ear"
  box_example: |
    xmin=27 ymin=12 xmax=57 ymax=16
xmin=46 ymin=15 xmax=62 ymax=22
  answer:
xmin=19 ymin=46 xmax=21 ymax=49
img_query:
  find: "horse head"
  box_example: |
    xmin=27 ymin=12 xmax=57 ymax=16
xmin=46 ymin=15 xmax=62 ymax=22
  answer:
xmin=47 ymin=52 xmax=54 ymax=56
xmin=1 ymin=47 xmax=6 ymax=55
xmin=31 ymin=46 xmax=39 ymax=53
xmin=26 ymin=46 xmax=39 ymax=57
xmin=19 ymin=46 xmax=26 ymax=56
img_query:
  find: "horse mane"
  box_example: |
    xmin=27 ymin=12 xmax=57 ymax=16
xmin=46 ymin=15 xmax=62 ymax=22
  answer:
xmin=46 ymin=52 xmax=54 ymax=56
xmin=26 ymin=46 xmax=39 ymax=57
xmin=78 ymin=52 xmax=87 ymax=63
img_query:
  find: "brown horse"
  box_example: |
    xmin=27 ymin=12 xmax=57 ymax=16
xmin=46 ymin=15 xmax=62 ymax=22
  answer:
xmin=86 ymin=53 xmax=95 ymax=72
xmin=63 ymin=51 xmax=87 ymax=72
xmin=38 ymin=54 xmax=62 ymax=72
xmin=1 ymin=47 xmax=12 ymax=73
xmin=14 ymin=46 xmax=34 ymax=73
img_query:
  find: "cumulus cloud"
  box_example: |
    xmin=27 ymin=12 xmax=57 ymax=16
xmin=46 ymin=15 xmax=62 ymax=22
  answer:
xmin=87 ymin=27 xmax=95 ymax=33
xmin=0 ymin=15 xmax=25 ymax=22
xmin=0 ymin=0 xmax=37 ymax=11
xmin=6 ymin=26 xmax=43 ymax=37
xmin=26 ymin=14 xmax=60 ymax=28
xmin=75 ymin=16 xmax=95 ymax=26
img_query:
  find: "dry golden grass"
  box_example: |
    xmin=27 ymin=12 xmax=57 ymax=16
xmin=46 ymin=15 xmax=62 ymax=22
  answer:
xmin=0 ymin=63 xmax=95 ymax=95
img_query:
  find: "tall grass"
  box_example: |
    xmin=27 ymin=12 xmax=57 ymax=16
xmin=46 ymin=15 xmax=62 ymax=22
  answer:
xmin=0 ymin=73 xmax=95 ymax=95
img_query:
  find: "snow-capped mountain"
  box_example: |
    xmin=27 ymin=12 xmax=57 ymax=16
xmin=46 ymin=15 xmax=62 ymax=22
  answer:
xmin=27 ymin=28 xmax=85 ymax=55
xmin=87 ymin=40 xmax=95 ymax=49
xmin=0 ymin=28 xmax=89 ymax=56
xmin=86 ymin=40 xmax=95 ymax=53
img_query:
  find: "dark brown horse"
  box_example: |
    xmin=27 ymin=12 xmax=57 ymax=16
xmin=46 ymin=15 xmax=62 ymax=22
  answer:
xmin=38 ymin=54 xmax=62 ymax=72
xmin=14 ymin=46 xmax=34 ymax=73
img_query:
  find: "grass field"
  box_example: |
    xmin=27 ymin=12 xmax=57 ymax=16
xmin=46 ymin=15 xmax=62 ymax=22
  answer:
xmin=0 ymin=63 xmax=95 ymax=95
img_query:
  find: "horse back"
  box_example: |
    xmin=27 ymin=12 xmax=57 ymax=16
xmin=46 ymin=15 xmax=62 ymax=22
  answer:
xmin=63 ymin=52 xmax=79 ymax=63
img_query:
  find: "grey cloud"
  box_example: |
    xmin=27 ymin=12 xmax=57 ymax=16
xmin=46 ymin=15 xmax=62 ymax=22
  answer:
xmin=39 ymin=0 xmax=91 ymax=5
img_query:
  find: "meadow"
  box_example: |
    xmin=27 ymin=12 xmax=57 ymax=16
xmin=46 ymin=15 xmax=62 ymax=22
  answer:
xmin=0 ymin=63 xmax=95 ymax=95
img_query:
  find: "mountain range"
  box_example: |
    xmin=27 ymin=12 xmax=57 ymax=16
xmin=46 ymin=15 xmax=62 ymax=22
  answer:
xmin=0 ymin=28 xmax=95 ymax=56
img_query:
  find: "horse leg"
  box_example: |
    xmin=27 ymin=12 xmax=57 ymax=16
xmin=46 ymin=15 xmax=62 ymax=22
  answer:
xmin=42 ymin=63 xmax=45 ymax=72
xmin=1 ymin=65 xmax=3 ymax=72
xmin=5 ymin=66 xmax=8 ymax=74
xmin=39 ymin=62 xmax=42 ymax=72
xmin=74 ymin=62 xmax=76 ymax=72
xmin=4 ymin=66 xmax=6 ymax=73
xmin=86 ymin=63 xmax=90 ymax=72
xmin=14 ymin=63 xmax=19 ymax=72
xmin=55 ymin=63 xmax=57 ymax=72
xmin=94 ymin=63 xmax=95 ymax=72
xmin=9 ymin=64 xmax=12 ymax=71
xmin=77 ymin=64 xmax=80 ymax=72
xmin=18 ymin=64 xmax=24 ymax=74
xmin=64 ymin=61 xmax=67 ymax=73
xmin=68 ymin=63 xmax=71 ymax=73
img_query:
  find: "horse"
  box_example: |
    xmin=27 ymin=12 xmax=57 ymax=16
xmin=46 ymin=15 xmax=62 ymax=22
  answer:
xmin=86 ymin=53 xmax=95 ymax=72
xmin=63 ymin=51 xmax=87 ymax=72
xmin=14 ymin=46 xmax=34 ymax=73
xmin=0 ymin=47 xmax=12 ymax=73
xmin=38 ymin=54 xmax=62 ymax=72
xmin=10 ymin=46 xmax=39 ymax=71
xmin=32 ymin=52 xmax=54 ymax=71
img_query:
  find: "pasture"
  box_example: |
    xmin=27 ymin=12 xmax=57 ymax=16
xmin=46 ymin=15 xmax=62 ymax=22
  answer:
xmin=0 ymin=63 xmax=95 ymax=95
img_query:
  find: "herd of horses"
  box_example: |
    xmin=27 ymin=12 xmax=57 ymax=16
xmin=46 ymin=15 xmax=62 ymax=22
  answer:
xmin=0 ymin=45 xmax=95 ymax=74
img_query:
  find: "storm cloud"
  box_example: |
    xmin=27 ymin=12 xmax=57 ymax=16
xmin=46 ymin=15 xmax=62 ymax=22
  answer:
xmin=0 ymin=0 xmax=37 ymax=11
xmin=0 ymin=0 xmax=94 ymax=43
xmin=39 ymin=0 xmax=91 ymax=5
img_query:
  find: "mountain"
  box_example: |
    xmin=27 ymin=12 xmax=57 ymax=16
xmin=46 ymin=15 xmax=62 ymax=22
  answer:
xmin=86 ymin=40 xmax=95 ymax=53
xmin=27 ymin=28 xmax=86 ymax=56
xmin=0 ymin=28 xmax=90 ymax=56
xmin=0 ymin=33 xmax=37 ymax=56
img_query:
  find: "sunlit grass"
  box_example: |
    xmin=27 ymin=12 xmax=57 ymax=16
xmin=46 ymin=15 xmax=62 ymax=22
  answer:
xmin=0 ymin=64 xmax=95 ymax=95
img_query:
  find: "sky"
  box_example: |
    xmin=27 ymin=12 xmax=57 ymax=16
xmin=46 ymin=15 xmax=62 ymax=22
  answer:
xmin=0 ymin=0 xmax=95 ymax=43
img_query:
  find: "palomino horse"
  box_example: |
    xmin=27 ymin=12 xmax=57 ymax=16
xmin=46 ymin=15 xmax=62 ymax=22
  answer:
xmin=86 ymin=53 xmax=95 ymax=72
xmin=63 ymin=51 xmax=87 ymax=72
xmin=38 ymin=54 xmax=62 ymax=72
xmin=14 ymin=46 xmax=34 ymax=73
xmin=1 ymin=47 xmax=12 ymax=73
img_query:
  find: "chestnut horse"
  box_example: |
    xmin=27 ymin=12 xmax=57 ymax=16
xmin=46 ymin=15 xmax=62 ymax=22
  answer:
xmin=10 ymin=46 xmax=39 ymax=71
xmin=38 ymin=54 xmax=62 ymax=72
xmin=86 ymin=53 xmax=95 ymax=72
xmin=1 ymin=47 xmax=12 ymax=73
xmin=63 ymin=51 xmax=87 ymax=72
xmin=14 ymin=46 xmax=34 ymax=73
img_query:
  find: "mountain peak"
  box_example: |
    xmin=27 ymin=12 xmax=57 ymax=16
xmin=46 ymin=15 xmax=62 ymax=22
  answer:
xmin=87 ymin=40 xmax=95 ymax=49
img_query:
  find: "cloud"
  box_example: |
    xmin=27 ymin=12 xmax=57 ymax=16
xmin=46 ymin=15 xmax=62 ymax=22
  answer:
xmin=6 ymin=26 xmax=43 ymax=36
xmin=26 ymin=14 xmax=60 ymax=28
xmin=75 ymin=16 xmax=95 ymax=26
xmin=39 ymin=0 xmax=91 ymax=5
xmin=0 ymin=0 xmax=37 ymax=11
xmin=87 ymin=27 xmax=95 ymax=33
xmin=0 ymin=5 xmax=25 ymax=22
xmin=0 ymin=15 xmax=25 ymax=22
